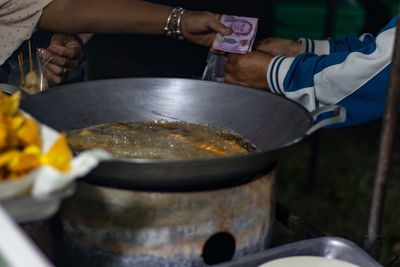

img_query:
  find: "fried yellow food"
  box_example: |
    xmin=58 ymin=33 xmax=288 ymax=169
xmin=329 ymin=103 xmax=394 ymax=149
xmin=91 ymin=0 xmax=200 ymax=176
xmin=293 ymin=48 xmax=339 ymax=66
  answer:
xmin=0 ymin=90 xmax=72 ymax=181
xmin=0 ymin=90 xmax=20 ymax=116
xmin=41 ymin=133 xmax=72 ymax=172
xmin=17 ymin=118 xmax=40 ymax=147
xmin=67 ymin=121 xmax=258 ymax=160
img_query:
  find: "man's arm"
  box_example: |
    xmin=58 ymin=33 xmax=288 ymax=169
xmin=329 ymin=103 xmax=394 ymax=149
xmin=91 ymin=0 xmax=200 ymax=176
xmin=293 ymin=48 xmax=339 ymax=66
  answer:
xmin=267 ymin=24 xmax=395 ymax=127
xmin=224 ymin=17 xmax=397 ymax=127
xmin=299 ymin=17 xmax=397 ymax=55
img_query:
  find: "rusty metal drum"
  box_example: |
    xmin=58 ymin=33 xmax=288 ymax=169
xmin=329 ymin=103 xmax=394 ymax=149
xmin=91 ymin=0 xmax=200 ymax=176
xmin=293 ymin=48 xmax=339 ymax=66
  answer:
xmin=58 ymin=170 xmax=276 ymax=266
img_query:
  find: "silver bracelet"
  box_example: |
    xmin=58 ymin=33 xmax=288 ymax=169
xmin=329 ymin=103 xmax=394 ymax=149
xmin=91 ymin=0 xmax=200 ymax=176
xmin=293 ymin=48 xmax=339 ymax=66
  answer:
xmin=164 ymin=7 xmax=185 ymax=40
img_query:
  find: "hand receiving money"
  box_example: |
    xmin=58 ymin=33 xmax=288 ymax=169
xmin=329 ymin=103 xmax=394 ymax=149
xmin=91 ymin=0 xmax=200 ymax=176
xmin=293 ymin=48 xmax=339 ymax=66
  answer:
xmin=212 ymin=15 xmax=258 ymax=54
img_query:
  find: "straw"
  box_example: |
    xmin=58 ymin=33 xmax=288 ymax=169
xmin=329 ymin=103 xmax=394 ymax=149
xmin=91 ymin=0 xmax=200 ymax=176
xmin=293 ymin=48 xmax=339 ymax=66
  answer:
xmin=28 ymin=40 xmax=33 ymax=73
xmin=17 ymin=53 xmax=25 ymax=84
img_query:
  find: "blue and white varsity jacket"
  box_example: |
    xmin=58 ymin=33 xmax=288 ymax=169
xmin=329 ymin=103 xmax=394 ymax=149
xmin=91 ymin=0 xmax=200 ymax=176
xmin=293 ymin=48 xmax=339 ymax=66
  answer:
xmin=267 ymin=16 xmax=397 ymax=128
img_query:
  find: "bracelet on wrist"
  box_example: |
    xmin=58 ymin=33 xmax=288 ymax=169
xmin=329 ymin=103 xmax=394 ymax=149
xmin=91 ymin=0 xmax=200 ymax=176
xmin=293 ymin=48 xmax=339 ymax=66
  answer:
xmin=164 ymin=7 xmax=185 ymax=40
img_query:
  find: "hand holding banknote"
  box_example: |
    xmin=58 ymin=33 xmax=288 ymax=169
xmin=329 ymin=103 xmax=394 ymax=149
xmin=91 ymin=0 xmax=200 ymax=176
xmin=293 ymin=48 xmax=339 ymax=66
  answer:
xmin=181 ymin=11 xmax=232 ymax=46
xmin=212 ymin=15 xmax=258 ymax=54
xmin=204 ymin=14 xmax=261 ymax=86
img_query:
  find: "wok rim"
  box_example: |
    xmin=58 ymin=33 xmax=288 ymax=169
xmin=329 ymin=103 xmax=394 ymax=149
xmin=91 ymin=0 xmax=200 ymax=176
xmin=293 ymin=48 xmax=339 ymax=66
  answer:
xmin=30 ymin=78 xmax=314 ymax=165
xmin=13 ymin=78 xmax=316 ymax=190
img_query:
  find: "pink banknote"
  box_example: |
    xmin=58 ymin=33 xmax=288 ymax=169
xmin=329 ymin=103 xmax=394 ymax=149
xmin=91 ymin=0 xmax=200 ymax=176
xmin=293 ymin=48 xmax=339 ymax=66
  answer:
xmin=212 ymin=15 xmax=258 ymax=54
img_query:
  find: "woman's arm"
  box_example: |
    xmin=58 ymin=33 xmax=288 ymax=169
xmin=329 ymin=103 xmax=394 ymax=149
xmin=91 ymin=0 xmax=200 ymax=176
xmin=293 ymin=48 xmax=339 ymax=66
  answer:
xmin=38 ymin=0 xmax=231 ymax=46
xmin=39 ymin=0 xmax=171 ymax=34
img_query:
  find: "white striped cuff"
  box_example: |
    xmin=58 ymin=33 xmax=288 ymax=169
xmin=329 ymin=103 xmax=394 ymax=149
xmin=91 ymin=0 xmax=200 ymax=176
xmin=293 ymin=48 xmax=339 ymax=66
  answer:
xmin=298 ymin=38 xmax=330 ymax=55
xmin=266 ymin=56 xmax=295 ymax=95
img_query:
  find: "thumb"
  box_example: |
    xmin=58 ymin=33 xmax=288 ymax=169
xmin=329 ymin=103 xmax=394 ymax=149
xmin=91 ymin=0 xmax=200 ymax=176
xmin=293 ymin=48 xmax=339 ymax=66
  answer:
xmin=209 ymin=17 xmax=232 ymax=36
xmin=37 ymin=47 xmax=55 ymax=61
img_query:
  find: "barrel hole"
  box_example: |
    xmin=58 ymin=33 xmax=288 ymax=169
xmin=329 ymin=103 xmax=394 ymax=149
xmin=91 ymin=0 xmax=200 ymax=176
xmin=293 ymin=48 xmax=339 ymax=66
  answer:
xmin=202 ymin=232 xmax=236 ymax=265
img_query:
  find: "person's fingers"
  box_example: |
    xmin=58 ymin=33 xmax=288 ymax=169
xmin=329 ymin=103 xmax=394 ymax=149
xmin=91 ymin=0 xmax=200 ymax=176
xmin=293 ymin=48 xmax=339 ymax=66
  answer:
xmin=255 ymin=43 xmax=267 ymax=50
xmin=253 ymin=39 xmax=262 ymax=48
xmin=236 ymin=80 xmax=251 ymax=87
xmin=45 ymin=52 xmax=80 ymax=69
xmin=224 ymin=62 xmax=234 ymax=74
xmin=255 ymin=44 xmax=271 ymax=54
xmin=48 ymin=54 xmax=67 ymax=68
xmin=226 ymin=53 xmax=241 ymax=64
xmin=37 ymin=48 xmax=55 ymax=62
xmin=43 ymin=67 xmax=62 ymax=84
xmin=223 ymin=73 xmax=235 ymax=84
xmin=45 ymin=62 xmax=65 ymax=76
xmin=208 ymin=13 xmax=231 ymax=35
xmin=213 ymin=14 xmax=222 ymax=21
xmin=224 ymin=74 xmax=248 ymax=87
xmin=209 ymin=47 xmax=226 ymax=55
xmin=47 ymin=44 xmax=82 ymax=59
xmin=46 ymin=61 xmax=74 ymax=76
xmin=225 ymin=74 xmax=252 ymax=87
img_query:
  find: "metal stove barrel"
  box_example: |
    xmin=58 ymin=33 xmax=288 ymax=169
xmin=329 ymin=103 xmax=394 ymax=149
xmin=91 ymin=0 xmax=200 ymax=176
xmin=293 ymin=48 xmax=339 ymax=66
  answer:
xmin=58 ymin=170 xmax=276 ymax=266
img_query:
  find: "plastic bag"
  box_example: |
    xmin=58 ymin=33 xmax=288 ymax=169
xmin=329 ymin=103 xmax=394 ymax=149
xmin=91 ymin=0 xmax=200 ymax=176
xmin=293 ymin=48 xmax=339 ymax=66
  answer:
xmin=202 ymin=52 xmax=226 ymax=82
xmin=9 ymin=46 xmax=53 ymax=95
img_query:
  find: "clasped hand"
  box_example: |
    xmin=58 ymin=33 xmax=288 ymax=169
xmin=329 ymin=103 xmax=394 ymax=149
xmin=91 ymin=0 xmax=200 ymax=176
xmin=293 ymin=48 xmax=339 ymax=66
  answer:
xmin=38 ymin=33 xmax=86 ymax=84
xmin=223 ymin=37 xmax=302 ymax=89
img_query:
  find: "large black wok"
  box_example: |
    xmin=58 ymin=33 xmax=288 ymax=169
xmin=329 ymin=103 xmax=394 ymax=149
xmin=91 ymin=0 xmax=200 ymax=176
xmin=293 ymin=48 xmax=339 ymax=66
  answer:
xmin=17 ymin=78 xmax=345 ymax=191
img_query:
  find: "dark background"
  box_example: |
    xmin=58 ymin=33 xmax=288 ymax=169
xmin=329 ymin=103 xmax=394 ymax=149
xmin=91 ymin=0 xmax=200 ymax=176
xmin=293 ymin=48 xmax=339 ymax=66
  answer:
xmin=85 ymin=0 xmax=394 ymax=80
xmin=85 ymin=0 xmax=275 ymax=80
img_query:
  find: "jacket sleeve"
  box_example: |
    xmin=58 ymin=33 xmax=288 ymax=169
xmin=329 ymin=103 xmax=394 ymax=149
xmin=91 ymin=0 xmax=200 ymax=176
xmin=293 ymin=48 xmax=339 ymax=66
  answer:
xmin=298 ymin=16 xmax=397 ymax=56
xmin=267 ymin=16 xmax=397 ymax=128
xmin=299 ymin=34 xmax=375 ymax=55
